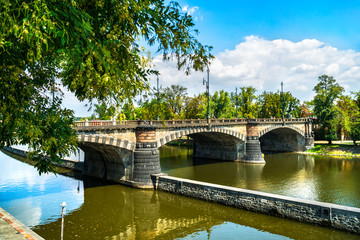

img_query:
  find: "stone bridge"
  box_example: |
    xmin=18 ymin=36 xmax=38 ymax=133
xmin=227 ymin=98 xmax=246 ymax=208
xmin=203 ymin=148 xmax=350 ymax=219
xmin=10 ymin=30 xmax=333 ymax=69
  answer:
xmin=73 ymin=118 xmax=314 ymax=188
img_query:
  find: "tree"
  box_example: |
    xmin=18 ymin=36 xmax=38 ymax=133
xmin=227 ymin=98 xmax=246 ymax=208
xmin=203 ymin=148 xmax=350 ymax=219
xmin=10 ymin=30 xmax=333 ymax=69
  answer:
xmin=161 ymin=85 xmax=188 ymax=118
xmin=283 ymin=92 xmax=301 ymax=118
xmin=348 ymin=92 xmax=360 ymax=145
xmin=257 ymin=91 xmax=282 ymax=118
xmin=312 ymin=75 xmax=344 ymax=143
xmin=257 ymin=90 xmax=301 ymax=118
xmin=0 ymin=0 xmax=213 ymax=173
xmin=182 ymin=94 xmax=206 ymax=119
xmin=349 ymin=112 xmax=360 ymax=146
xmin=136 ymin=98 xmax=173 ymax=120
xmin=94 ymin=102 xmax=116 ymax=120
xmin=211 ymin=90 xmax=233 ymax=118
xmin=299 ymin=102 xmax=312 ymax=118
xmin=336 ymin=95 xmax=357 ymax=141
xmin=236 ymin=87 xmax=258 ymax=118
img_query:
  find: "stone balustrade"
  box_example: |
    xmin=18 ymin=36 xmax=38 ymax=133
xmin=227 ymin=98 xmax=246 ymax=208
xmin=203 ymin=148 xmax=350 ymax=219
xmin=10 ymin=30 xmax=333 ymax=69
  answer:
xmin=73 ymin=118 xmax=310 ymax=130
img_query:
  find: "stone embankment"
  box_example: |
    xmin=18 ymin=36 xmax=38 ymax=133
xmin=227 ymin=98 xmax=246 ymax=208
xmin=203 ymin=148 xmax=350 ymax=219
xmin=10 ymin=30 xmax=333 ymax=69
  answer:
xmin=3 ymin=146 xmax=360 ymax=235
xmin=152 ymin=174 xmax=360 ymax=235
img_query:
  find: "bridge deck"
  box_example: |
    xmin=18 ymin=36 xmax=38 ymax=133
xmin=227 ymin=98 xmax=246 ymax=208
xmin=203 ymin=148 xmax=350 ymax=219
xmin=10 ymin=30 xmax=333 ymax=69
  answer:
xmin=73 ymin=118 xmax=309 ymax=131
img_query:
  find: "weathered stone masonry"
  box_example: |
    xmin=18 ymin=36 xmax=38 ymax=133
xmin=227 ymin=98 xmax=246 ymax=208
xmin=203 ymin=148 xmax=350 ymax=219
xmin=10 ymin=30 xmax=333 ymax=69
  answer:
xmin=131 ymin=125 xmax=161 ymax=188
xmin=152 ymin=174 xmax=360 ymax=235
xmin=74 ymin=118 xmax=314 ymax=188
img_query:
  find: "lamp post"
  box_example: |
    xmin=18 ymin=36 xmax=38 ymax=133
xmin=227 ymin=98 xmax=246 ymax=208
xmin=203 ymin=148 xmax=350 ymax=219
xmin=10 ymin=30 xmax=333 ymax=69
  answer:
xmin=203 ymin=67 xmax=210 ymax=123
xmin=155 ymin=76 xmax=160 ymax=120
xmin=60 ymin=202 xmax=66 ymax=240
xmin=235 ymin=87 xmax=238 ymax=119
xmin=281 ymin=81 xmax=285 ymax=121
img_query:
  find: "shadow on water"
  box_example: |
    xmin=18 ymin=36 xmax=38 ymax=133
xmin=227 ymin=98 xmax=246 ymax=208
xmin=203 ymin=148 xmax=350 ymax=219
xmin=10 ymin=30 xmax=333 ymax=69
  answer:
xmin=160 ymin=146 xmax=360 ymax=208
xmin=159 ymin=145 xmax=234 ymax=172
xmin=2 ymin=146 xmax=360 ymax=239
xmin=32 ymin=176 xmax=359 ymax=240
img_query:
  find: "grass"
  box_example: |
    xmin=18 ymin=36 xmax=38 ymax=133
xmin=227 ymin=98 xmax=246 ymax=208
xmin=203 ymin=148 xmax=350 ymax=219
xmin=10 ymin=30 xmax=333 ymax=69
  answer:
xmin=306 ymin=141 xmax=360 ymax=156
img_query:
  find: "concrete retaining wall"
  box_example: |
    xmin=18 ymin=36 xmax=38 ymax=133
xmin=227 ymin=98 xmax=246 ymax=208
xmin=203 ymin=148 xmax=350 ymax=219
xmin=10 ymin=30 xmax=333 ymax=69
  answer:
xmin=152 ymin=174 xmax=360 ymax=234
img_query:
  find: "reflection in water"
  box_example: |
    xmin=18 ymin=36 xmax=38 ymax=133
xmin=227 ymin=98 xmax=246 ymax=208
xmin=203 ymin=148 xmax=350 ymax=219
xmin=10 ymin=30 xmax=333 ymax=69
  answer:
xmin=0 ymin=148 xmax=360 ymax=239
xmin=33 ymin=177 xmax=358 ymax=240
xmin=160 ymin=145 xmax=360 ymax=208
xmin=0 ymin=152 xmax=84 ymax=227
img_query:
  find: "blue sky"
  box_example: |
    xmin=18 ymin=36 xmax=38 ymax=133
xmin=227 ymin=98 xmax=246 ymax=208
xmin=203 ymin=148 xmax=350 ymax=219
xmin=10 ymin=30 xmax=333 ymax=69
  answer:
xmin=181 ymin=0 xmax=360 ymax=53
xmin=65 ymin=0 xmax=360 ymax=116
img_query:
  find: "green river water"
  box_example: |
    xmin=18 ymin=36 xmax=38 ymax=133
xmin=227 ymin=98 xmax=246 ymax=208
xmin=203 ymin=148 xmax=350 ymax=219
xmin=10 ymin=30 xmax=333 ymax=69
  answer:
xmin=0 ymin=146 xmax=359 ymax=239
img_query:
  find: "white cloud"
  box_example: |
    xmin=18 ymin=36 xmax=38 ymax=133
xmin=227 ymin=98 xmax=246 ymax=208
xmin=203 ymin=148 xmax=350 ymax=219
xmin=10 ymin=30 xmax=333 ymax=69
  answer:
xmin=63 ymin=36 xmax=360 ymax=116
xmin=182 ymin=5 xmax=199 ymax=15
xmin=61 ymin=87 xmax=90 ymax=117
xmin=151 ymin=36 xmax=360 ymax=102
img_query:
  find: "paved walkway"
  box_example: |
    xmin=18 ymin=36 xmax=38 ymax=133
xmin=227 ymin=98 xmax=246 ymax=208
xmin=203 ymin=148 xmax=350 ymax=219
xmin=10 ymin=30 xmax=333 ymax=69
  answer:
xmin=0 ymin=207 xmax=44 ymax=240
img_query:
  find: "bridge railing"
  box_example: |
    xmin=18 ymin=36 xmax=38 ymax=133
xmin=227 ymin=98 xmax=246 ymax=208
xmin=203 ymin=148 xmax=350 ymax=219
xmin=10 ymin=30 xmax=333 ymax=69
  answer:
xmin=247 ymin=118 xmax=308 ymax=123
xmin=73 ymin=118 xmax=309 ymax=129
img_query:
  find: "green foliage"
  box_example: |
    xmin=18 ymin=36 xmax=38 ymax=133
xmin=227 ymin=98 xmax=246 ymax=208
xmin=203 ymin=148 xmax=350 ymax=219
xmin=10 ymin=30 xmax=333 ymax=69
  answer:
xmin=232 ymin=87 xmax=258 ymax=118
xmin=283 ymin=92 xmax=301 ymax=118
xmin=257 ymin=91 xmax=281 ymax=118
xmin=348 ymin=92 xmax=360 ymax=145
xmin=94 ymin=102 xmax=116 ymax=120
xmin=161 ymin=85 xmax=188 ymax=117
xmin=257 ymin=90 xmax=301 ymax=118
xmin=19 ymin=99 xmax=77 ymax=174
xmin=336 ymin=95 xmax=356 ymax=137
xmin=183 ymin=94 xmax=206 ymax=119
xmin=211 ymin=90 xmax=233 ymax=118
xmin=121 ymin=102 xmax=137 ymax=120
xmin=0 ymin=0 xmax=212 ymax=173
xmin=312 ymin=75 xmax=344 ymax=143
xmin=136 ymin=98 xmax=173 ymax=120
xmin=349 ymin=118 xmax=360 ymax=146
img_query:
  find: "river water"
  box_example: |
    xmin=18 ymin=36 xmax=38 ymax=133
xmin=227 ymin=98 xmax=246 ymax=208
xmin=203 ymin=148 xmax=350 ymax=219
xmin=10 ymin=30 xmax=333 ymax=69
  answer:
xmin=0 ymin=146 xmax=359 ymax=239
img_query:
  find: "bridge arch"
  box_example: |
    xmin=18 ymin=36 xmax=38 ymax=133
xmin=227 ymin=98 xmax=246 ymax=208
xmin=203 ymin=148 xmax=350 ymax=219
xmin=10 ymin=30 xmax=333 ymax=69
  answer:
xmin=157 ymin=126 xmax=247 ymax=162
xmin=77 ymin=134 xmax=136 ymax=151
xmin=258 ymin=125 xmax=307 ymax=152
xmin=157 ymin=126 xmax=246 ymax=148
xmin=258 ymin=125 xmax=305 ymax=138
xmin=77 ymin=134 xmax=135 ymax=183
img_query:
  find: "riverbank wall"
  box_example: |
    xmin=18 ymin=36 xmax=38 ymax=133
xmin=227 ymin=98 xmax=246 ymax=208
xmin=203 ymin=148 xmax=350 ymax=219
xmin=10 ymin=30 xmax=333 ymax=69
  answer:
xmin=151 ymin=174 xmax=360 ymax=235
xmin=3 ymin=146 xmax=360 ymax=235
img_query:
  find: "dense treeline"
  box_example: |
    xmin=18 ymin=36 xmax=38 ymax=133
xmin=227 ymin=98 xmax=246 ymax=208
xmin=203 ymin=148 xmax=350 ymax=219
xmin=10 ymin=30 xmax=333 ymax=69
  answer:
xmin=92 ymin=86 xmax=305 ymax=120
xmin=92 ymin=75 xmax=360 ymax=145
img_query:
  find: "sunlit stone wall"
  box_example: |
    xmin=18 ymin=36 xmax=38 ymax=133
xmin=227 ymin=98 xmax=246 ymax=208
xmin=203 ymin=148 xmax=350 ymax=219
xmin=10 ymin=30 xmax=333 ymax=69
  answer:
xmin=152 ymin=175 xmax=360 ymax=234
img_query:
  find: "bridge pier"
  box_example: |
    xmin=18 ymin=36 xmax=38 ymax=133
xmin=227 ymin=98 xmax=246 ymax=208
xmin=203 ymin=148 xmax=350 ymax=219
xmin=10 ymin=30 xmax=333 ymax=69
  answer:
xmin=304 ymin=119 xmax=314 ymax=150
xmin=243 ymin=137 xmax=265 ymax=164
xmin=131 ymin=126 xmax=162 ymax=188
xmin=305 ymin=137 xmax=314 ymax=150
xmin=241 ymin=123 xmax=265 ymax=164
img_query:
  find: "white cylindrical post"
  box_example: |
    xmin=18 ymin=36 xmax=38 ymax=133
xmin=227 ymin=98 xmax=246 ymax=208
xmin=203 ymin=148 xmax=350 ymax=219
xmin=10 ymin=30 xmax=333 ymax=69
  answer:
xmin=60 ymin=202 xmax=66 ymax=240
